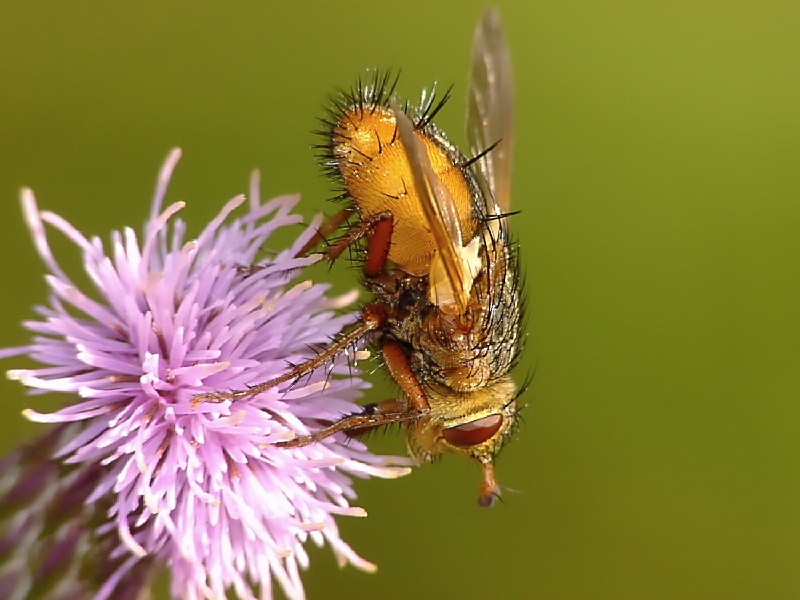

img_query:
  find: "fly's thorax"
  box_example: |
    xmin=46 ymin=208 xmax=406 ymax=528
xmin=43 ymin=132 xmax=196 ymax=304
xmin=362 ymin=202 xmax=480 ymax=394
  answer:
xmin=409 ymin=236 xmax=521 ymax=393
xmin=406 ymin=376 xmax=518 ymax=464
xmin=330 ymin=106 xmax=476 ymax=276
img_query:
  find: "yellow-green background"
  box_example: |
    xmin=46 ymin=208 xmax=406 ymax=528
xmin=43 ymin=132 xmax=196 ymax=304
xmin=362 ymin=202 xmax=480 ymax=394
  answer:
xmin=2 ymin=1 xmax=799 ymax=599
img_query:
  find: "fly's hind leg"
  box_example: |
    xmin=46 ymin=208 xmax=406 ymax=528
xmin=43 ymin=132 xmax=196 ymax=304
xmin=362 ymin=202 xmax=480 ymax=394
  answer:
xmin=237 ymin=207 xmax=392 ymax=273
xmin=191 ymin=211 xmax=396 ymax=408
xmin=319 ymin=210 xmax=394 ymax=277
xmin=295 ymin=207 xmax=356 ymax=258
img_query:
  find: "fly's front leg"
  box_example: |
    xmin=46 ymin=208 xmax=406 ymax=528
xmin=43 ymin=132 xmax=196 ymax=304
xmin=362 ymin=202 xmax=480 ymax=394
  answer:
xmin=275 ymin=408 xmax=420 ymax=448
xmin=277 ymin=338 xmax=430 ymax=447
xmin=379 ymin=339 xmax=429 ymax=412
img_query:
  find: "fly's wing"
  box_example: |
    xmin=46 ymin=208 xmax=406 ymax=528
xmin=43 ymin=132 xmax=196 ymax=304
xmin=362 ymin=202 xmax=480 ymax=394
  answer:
xmin=392 ymin=103 xmax=470 ymax=315
xmin=466 ymin=7 xmax=515 ymax=218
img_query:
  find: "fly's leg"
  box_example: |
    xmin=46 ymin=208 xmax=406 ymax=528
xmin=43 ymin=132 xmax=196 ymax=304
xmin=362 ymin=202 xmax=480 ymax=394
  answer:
xmin=191 ymin=304 xmax=388 ymax=406
xmin=275 ymin=409 xmax=417 ymax=448
xmin=277 ymin=339 xmax=430 ymax=447
xmin=379 ymin=339 xmax=428 ymax=412
xmin=237 ymin=207 xmax=390 ymax=273
xmin=234 ymin=208 xmax=355 ymax=277
xmin=295 ymin=207 xmax=356 ymax=258
xmin=321 ymin=210 xmax=394 ymax=277
xmin=191 ymin=211 xmax=396 ymax=406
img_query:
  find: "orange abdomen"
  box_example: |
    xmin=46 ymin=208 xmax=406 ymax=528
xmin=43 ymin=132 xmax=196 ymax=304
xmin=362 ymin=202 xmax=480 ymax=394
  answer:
xmin=331 ymin=107 xmax=475 ymax=276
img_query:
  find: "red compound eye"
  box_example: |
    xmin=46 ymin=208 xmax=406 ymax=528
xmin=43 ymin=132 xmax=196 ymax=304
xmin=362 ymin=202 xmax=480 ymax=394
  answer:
xmin=442 ymin=414 xmax=503 ymax=448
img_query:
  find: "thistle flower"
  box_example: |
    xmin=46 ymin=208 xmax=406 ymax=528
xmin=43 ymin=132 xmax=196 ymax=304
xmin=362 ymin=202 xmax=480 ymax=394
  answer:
xmin=0 ymin=423 xmax=157 ymax=600
xmin=0 ymin=149 xmax=410 ymax=600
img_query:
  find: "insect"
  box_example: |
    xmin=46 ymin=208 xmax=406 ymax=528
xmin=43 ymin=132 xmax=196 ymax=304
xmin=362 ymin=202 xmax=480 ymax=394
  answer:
xmin=196 ymin=8 xmax=523 ymax=507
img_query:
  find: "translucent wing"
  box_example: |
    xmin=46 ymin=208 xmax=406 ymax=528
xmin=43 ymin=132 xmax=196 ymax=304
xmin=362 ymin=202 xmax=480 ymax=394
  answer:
xmin=392 ymin=104 xmax=470 ymax=314
xmin=466 ymin=7 xmax=515 ymax=217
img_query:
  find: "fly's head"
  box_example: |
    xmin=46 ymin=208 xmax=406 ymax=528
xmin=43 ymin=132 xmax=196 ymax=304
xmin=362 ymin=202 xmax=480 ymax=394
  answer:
xmin=407 ymin=376 xmax=518 ymax=507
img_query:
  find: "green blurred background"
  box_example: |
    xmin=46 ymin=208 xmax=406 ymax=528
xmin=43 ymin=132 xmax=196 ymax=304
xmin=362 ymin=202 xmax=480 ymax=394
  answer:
xmin=2 ymin=1 xmax=799 ymax=598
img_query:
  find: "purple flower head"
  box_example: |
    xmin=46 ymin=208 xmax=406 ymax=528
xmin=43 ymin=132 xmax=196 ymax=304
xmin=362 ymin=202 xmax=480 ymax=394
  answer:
xmin=1 ymin=149 xmax=410 ymax=600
